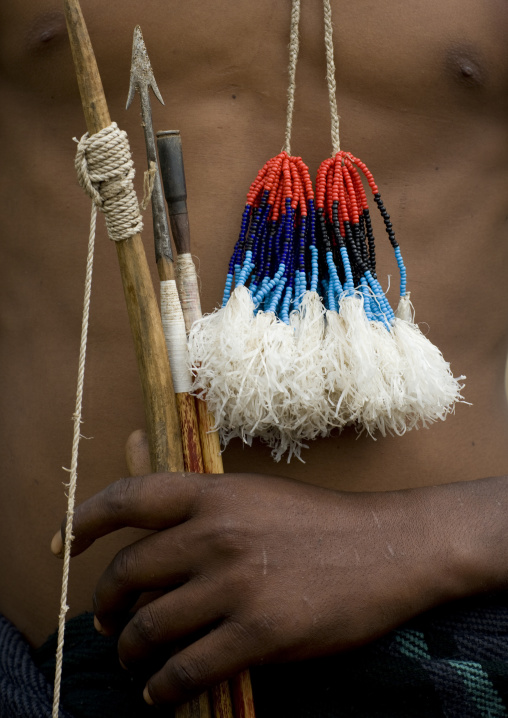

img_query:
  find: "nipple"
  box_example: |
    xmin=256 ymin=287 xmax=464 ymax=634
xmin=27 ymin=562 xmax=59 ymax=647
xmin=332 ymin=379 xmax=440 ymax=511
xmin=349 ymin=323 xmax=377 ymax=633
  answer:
xmin=446 ymin=46 xmax=486 ymax=89
xmin=27 ymin=11 xmax=67 ymax=53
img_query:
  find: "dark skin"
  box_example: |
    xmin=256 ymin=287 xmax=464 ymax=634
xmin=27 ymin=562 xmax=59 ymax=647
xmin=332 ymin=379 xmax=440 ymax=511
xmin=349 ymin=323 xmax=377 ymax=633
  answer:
xmin=1 ymin=0 xmax=508 ymax=709
xmin=60 ymin=459 xmax=508 ymax=706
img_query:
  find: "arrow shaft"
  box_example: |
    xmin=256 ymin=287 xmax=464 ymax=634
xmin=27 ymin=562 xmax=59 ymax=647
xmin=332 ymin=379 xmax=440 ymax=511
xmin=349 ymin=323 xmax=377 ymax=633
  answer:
xmin=139 ymin=86 xmax=173 ymax=270
xmin=126 ymin=25 xmax=255 ymax=718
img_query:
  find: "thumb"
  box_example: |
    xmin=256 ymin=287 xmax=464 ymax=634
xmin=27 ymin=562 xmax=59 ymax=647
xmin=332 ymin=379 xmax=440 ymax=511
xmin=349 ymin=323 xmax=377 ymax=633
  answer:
xmin=125 ymin=429 xmax=152 ymax=476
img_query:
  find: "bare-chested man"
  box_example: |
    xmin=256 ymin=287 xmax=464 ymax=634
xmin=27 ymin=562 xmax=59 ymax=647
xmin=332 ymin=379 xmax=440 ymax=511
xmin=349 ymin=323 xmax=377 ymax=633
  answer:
xmin=1 ymin=0 xmax=508 ymax=714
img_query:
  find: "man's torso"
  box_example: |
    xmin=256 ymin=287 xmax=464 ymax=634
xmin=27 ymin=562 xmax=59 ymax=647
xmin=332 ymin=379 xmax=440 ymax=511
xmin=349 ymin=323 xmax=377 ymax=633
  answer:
xmin=1 ymin=0 xmax=507 ymax=645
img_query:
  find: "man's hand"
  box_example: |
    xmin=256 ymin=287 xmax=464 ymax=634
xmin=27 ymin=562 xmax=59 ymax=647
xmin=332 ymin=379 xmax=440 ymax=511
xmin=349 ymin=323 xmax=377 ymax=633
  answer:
xmin=51 ymin=461 xmax=505 ymax=707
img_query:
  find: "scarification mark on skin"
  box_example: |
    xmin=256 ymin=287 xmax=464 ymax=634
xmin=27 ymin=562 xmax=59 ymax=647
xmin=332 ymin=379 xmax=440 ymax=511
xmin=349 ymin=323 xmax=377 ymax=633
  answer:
xmin=371 ymin=510 xmax=381 ymax=529
xmin=262 ymin=548 xmax=267 ymax=576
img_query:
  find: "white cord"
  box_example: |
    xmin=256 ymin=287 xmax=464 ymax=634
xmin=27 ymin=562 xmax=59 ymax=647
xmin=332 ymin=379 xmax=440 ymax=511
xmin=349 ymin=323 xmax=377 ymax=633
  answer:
xmin=323 ymin=0 xmax=341 ymax=154
xmin=52 ymin=203 xmax=97 ymax=718
xmin=282 ymin=0 xmax=301 ymax=155
xmin=53 ymin=121 xmax=144 ymax=716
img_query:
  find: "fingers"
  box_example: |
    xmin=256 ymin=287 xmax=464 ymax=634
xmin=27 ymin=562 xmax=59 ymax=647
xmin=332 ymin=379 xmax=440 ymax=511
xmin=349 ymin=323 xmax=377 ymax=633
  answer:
xmin=59 ymin=472 xmax=202 ymax=557
xmin=125 ymin=429 xmax=151 ymax=477
xmin=144 ymin=621 xmax=256 ymax=707
xmin=117 ymin=579 xmax=226 ymax=670
xmin=93 ymin=525 xmax=207 ymax=634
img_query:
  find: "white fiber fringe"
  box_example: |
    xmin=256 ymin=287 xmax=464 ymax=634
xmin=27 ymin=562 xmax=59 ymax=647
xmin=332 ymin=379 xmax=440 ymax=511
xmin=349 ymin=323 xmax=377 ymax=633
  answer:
xmin=279 ymin=291 xmax=329 ymax=457
xmin=322 ymin=308 xmax=353 ymax=429
xmin=189 ymin=286 xmax=322 ymax=461
xmin=328 ymin=294 xmax=404 ymax=437
xmin=392 ymin=295 xmax=466 ymax=428
xmin=188 ymin=288 xmax=466 ymax=462
xmin=323 ymin=294 xmax=465 ymax=437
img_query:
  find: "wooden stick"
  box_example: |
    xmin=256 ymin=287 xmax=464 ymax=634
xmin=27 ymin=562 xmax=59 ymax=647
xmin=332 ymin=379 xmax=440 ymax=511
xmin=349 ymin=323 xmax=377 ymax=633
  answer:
xmin=157 ymin=130 xmax=256 ymax=718
xmin=231 ymin=672 xmax=257 ymax=718
xmin=64 ymin=5 xmax=234 ymax=717
xmin=156 ymin=131 xmax=226 ymax=473
xmin=64 ymin=4 xmax=204 ymax=717
xmin=64 ymin=0 xmax=183 ymax=475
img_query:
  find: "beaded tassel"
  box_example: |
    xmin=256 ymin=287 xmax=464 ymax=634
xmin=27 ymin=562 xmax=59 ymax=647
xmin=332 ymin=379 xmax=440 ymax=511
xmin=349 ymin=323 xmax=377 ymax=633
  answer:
xmin=189 ymin=0 xmax=466 ymax=462
xmin=316 ymin=151 xmax=465 ymax=436
xmin=189 ymin=153 xmax=334 ymax=461
xmin=222 ymin=153 xmax=317 ymax=318
xmin=188 ymin=0 xmax=339 ymax=461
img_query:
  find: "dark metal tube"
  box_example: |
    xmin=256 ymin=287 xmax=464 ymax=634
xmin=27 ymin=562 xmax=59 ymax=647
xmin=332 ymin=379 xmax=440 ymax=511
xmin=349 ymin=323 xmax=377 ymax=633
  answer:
xmin=157 ymin=130 xmax=188 ymax=215
xmin=157 ymin=130 xmax=191 ymax=254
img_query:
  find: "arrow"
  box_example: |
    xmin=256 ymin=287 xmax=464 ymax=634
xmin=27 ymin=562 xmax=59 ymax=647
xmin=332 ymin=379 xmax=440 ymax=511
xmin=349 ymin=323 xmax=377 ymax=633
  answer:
xmin=126 ymin=25 xmax=256 ymax=718
xmin=127 ymin=25 xmax=173 ymax=273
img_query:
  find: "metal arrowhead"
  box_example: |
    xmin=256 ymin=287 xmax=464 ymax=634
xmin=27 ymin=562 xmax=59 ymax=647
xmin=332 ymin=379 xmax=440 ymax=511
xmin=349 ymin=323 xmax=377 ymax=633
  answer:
xmin=126 ymin=25 xmax=165 ymax=110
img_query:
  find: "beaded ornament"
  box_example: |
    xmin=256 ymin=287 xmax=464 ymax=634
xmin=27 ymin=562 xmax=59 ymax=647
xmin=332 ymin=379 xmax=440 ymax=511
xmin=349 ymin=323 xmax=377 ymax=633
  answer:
xmin=189 ymin=0 xmax=465 ymax=461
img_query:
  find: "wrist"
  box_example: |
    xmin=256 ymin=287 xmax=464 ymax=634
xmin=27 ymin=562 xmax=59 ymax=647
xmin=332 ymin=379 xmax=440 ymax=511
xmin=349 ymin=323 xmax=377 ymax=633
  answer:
xmin=415 ymin=476 xmax=508 ymax=603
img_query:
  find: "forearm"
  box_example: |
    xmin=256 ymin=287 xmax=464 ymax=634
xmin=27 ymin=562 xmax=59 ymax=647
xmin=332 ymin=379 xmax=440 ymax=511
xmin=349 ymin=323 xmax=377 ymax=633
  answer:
xmin=357 ymin=473 xmax=508 ymax=638
xmin=56 ymin=470 xmax=508 ymax=705
xmin=411 ymin=474 xmax=508 ymax=600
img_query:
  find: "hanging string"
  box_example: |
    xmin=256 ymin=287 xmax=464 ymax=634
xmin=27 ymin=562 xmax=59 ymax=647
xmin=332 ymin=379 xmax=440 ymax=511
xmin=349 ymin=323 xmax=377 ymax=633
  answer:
xmin=53 ymin=122 xmax=144 ymax=716
xmin=52 ymin=203 xmax=97 ymax=718
xmin=282 ymin=0 xmax=301 ymax=155
xmin=322 ymin=0 xmax=340 ymax=154
xmin=315 ymin=0 xmax=466 ymax=439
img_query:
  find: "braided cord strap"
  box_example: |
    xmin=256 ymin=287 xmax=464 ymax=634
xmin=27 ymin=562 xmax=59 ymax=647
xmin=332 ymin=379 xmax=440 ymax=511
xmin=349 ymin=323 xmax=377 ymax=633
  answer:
xmin=282 ymin=0 xmax=301 ymax=155
xmin=323 ymin=0 xmax=340 ymax=154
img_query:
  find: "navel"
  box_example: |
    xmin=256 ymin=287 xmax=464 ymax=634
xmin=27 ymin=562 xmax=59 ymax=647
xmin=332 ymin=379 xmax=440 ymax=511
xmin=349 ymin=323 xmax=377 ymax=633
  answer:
xmin=445 ymin=45 xmax=487 ymax=90
xmin=26 ymin=11 xmax=67 ymax=53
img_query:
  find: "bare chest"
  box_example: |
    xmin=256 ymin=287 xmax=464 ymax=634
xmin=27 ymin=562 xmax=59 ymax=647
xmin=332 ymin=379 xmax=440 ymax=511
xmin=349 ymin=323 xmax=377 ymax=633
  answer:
xmin=1 ymin=1 xmax=506 ymax=115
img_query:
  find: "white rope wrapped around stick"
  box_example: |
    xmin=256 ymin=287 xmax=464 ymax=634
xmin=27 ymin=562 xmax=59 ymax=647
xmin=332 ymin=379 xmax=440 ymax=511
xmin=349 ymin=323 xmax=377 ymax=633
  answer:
xmin=161 ymin=279 xmax=193 ymax=393
xmin=175 ymin=253 xmax=203 ymax=335
xmin=74 ymin=122 xmax=144 ymax=242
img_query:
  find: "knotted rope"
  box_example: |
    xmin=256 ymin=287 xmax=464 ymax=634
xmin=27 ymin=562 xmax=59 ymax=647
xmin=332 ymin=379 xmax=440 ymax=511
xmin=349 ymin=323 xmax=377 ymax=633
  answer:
xmin=53 ymin=121 xmax=144 ymax=718
xmin=74 ymin=122 xmax=144 ymax=242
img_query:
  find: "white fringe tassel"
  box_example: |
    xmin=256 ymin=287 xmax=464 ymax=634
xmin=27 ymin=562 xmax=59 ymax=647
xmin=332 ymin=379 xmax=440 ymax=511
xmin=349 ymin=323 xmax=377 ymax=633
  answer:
xmin=393 ymin=295 xmax=466 ymax=429
xmin=189 ymin=287 xmax=330 ymax=461
xmin=188 ymin=288 xmax=466 ymax=461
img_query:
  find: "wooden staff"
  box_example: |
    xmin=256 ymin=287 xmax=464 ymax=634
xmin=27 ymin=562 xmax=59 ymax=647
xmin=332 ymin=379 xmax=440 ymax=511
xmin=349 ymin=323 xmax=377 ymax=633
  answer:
xmin=157 ymin=131 xmax=256 ymax=718
xmin=64 ymin=0 xmax=183 ymax=475
xmin=63 ymin=3 xmax=247 ymax=717
xmin=63 ymin=4 xmax=206 ymax=718
xmin=126 ymin=26 xmax=234 ymax=718
xmin=65 ymin=6 xmax=211 ymax=718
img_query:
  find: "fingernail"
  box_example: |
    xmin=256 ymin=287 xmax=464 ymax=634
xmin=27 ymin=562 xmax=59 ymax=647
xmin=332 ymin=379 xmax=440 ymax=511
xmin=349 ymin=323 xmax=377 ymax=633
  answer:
xmin=93 ymin=615 xmax=106 ymax=635
xmin=143 ymin=686 xmax=154 ymax=705
xmin=51 ymin=531 xmax=63 ymax=556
